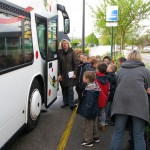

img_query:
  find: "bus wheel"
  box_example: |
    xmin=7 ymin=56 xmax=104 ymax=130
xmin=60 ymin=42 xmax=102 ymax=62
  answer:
xmin=26 ymin=79 xmax=42 ymax=131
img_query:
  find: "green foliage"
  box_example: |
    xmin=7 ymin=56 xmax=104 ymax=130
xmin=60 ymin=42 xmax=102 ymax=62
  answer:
xmin=85 ymin=32 xmax=99 ymax=46
xmin=100 ymin=34 xmax=111 ymax=45
xmin=72 ymin=39 xmax=81 ymax=44
xmin=113 ymin=52 xmax=125 ymax=69
xmin=70 ymin=42 xmax=78 ymax=48
xmin=145 ymin=63 xmax=150 ymax=70
xmin=90 ymin=0 xmax=150 ymax=49
xmin=71 ymin=39 xmax=81 ymax=48
xmin=84 ymin=48 xmax=89 ymax=55
xmin=137 ymin=29 xmax=150 ymax=47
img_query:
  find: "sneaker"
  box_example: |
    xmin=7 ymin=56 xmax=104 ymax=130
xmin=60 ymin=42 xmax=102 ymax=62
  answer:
xmin=61 ymin=104 xmax=69 ymax=108
xmin=99 ymin=125 xmax=106 ymax=131
xmin=110 ymin=122 xmax=114 ymax=126
xmin=105 ymin=122 xmax=108 ymax=126
xmin=70 ymin=104 xmax=77 ymax=111
xmin=93 ymin=138 xmax=100 ymax=143
xmin=81 ymin=142 xmax=93 ymax=147
xmin=75 ymin=99 xmax=79 ymax=104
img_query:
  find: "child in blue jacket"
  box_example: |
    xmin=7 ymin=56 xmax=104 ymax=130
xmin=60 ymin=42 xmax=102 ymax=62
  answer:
xmin=77 ymin=71 xmax=100 ymax=147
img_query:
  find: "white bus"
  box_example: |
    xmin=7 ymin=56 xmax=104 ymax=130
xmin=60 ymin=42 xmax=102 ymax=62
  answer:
xmin=0 ymin=0 xmax=70 ymax=148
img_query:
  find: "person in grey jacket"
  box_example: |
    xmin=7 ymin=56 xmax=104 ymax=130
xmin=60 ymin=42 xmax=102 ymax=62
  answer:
xmin=58 ymin=39 xmax=78 ymax=110
xmin=110 ymin=50 xmax=150 ymax=150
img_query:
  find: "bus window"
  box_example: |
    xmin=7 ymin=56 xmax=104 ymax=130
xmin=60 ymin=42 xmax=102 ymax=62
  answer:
xmin=24 ymin=20 xmax=34 ymax=63
xmin=36 ymin=17 xmax=47 ymax=60
xmin=0 ymin=12 xmax=33 ymax=72
xmin=48 ymin=19 xmax=57 ymax=60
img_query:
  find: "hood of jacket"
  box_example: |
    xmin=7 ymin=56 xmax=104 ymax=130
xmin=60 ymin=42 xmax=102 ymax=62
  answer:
xmin=106 ymin=72 xmax=117 ymax=84
xmin=58 ymin=48 xmax=73 ymax=55
xmin=96 ymin=72 xmax=108 ymax=85
xmin=85 ymin=82 xmax=100 ymax=95
xmin=121 ymin=60 xmax=145 ymax=69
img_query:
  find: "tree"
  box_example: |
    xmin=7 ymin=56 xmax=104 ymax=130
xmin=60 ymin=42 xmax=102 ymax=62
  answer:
xmin=89 ymin=0 xmax=150 ymax=50
xmin=85 ymin=32 xmax=99 ymax=46
xmin=70 ymin=39 xmax=81 ymax=48
xmin=99 ymin=34 xmax=111 ymax=45
xmin=136 ymin=29 xmax=150 ymax=47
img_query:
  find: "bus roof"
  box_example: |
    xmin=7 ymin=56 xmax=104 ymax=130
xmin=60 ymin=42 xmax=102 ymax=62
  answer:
xmin=3 ymin=0 xmax=57 ymax=18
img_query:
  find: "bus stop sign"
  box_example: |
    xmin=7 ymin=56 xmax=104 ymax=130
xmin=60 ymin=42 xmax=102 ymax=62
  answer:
xmin=106 ymin=6 xmax=118 ymax=22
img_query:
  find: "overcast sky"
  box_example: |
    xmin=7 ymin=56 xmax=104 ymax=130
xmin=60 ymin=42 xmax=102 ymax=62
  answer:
xmin=57 ymin=0 xmax=99 ymax=38
xmin=57 ymin=0 xmax=150 ymax=39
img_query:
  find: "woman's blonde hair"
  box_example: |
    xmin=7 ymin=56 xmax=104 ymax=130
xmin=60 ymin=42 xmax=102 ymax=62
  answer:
xmin=127 ymin=50 xmax=142 ymax=61
xmin=60 ymin=39 xmax=71 ymax=49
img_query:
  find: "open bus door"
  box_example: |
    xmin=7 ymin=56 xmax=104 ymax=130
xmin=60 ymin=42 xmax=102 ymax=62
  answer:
xmin=46 ymin=17 xmax=58 ymax=107
xmin=45 ymin=4 xmax=70 ymax=107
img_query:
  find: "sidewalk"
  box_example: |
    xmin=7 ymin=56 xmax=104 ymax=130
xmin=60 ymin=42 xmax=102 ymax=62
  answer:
xmin=58 ymin=86 xmax=130 ymax=150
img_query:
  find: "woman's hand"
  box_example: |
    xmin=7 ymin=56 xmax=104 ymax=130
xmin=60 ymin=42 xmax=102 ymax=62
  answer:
xmin=147 ymin=88 xmax=150 ymax=94
xmin=71 ymin=75 xmax=76 ymax=78
xmin=58 ymin=75 xmax=62 ymax=81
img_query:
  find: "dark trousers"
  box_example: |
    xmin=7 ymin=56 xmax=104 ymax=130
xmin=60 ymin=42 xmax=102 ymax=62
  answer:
xmin=75 ymin=84 xmax=83 ymax=102
xmin=61 ymin=86 xmax=75 ymax=107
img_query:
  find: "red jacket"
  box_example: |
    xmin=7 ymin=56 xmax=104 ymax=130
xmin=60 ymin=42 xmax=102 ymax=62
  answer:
xmin=96 ymin=72 xmax=109 ymax=108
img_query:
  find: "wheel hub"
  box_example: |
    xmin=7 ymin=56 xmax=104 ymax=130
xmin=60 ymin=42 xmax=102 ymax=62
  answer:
xmin=30 ymin=89 xmax=42 ymax=120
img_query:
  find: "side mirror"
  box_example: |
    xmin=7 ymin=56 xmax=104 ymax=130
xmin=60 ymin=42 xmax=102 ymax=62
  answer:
xmin=64 ymin=18 xmax=70 ymax=34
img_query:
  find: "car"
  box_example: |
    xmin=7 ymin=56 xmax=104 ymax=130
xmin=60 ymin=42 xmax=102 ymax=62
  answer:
xmin=143 ymin=46 xmax=150 ymax=52
xmin=125 ymin=46 xmax=139 ymax=51
xmin=125 ymin=46 xmax=132 ymax=51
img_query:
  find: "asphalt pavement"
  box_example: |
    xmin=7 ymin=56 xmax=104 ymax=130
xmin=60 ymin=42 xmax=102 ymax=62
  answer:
xmin=5 ymin=87 xmax=130 ymax=150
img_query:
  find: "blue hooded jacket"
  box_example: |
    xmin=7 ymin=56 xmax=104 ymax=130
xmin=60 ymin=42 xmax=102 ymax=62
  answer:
xmin=77 ymin=82 xmax=100 ymax=119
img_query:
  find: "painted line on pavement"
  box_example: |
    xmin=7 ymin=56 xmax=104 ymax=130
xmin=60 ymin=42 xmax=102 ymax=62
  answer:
xmin=57 ymin=107 xmax=77 ymax=150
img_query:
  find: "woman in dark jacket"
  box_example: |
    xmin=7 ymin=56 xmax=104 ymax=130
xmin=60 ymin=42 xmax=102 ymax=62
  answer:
xmin=58 ymin=39 xmax=78 ymax=110
xmin=110 ymin=50 xmax=150 ymax=150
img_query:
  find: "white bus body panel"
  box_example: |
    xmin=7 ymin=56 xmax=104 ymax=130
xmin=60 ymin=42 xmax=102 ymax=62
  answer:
xmin=6 ymin=0 xmax=57 ymax=18
xmin=0 ymin=0 xmax=59 ymax=147
xmin=47 ymin=60 xmax=58 ymax=105
xmin=0 ymin=65 xmax=36 ymax=147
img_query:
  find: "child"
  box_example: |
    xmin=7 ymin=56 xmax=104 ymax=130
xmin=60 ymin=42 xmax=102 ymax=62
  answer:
xmin=105 ymin=64 xmax=117 ymax=125
xmin=118 ymin=57 xmax=127 ymax=67
xmin=77 ymin=71 xmax=100 ymax=147
xmin=90 ymin=59 xmax=99 ymax=71
xmin=103 ymin=55 xmax=112 ymax=65
xmin=75 ymin=53 xmax=84 ymax=102
xmin=88 ymin=56 xmax=96 ymax=64
xmin=77 ymin=55 xmax=91 ymax=94
xmin=96 ymin=62 xmax=109 ymax=131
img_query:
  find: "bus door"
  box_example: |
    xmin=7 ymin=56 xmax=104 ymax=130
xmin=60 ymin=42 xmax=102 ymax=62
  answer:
xmin=46 ymin=17 xmax=58 ymax=107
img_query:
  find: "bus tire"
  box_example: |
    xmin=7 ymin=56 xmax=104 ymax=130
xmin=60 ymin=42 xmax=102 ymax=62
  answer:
xmin=26 ymin=79 xmax=42 ymax=131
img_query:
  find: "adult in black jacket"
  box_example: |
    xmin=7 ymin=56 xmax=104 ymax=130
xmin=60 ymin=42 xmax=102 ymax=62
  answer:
xmin=58 ymin=39 xmax=78 ymax=110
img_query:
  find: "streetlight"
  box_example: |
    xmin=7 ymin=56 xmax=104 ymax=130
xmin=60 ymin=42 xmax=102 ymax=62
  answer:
xmin=82 ymin=0 xmax=85 ymax=53
xmin=72 ymin=27 xmax=75 ymax=42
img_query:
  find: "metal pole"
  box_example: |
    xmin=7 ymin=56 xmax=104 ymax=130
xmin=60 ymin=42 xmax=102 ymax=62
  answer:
xmin=82 ymin=0 xmax=85 ymax=53
xmin=111 ymin=26 xmax=114 ymax=58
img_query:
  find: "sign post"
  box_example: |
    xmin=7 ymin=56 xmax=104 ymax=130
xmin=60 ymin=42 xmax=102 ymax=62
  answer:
xmin=106 ymin=6 xmax=118 ymax=58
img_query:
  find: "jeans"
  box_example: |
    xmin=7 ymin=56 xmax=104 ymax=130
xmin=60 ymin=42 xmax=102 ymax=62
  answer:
xmin=105 ymin=101 xmax=112 ymax=124
xmin=98 ymin=107 xmax=106 ymax=126
xmin=110 ymin=114 xmax=146 ymax=150
xmin=61 ymin=86 xmax=75 ymax=107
